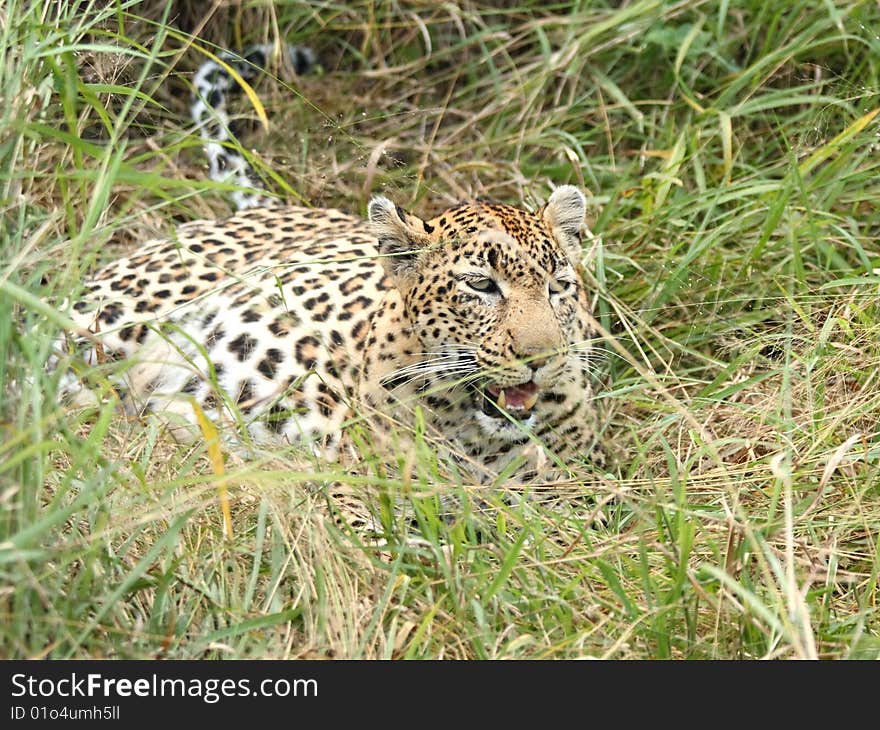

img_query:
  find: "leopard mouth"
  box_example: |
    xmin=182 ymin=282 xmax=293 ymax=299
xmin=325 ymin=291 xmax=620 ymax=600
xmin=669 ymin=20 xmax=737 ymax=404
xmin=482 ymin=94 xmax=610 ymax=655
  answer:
xmin=476 ymin=381 xmax=540 ymax=420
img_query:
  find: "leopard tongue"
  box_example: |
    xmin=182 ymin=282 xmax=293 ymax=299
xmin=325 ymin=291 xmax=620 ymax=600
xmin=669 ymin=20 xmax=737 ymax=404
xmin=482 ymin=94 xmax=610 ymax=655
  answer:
xmin=489 ymin=382 xmax=540 ymax=412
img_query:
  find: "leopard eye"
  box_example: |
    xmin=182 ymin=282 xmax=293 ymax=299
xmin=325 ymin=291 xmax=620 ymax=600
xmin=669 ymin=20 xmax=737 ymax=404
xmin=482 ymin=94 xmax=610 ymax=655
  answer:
xmin=468 ymin=277 xmax=499 ymax=294
xmin=549 ymin=278 xmax=574 ymax=296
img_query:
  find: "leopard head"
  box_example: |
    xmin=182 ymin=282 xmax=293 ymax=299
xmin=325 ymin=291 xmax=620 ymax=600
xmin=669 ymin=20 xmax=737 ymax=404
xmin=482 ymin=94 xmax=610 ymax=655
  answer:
xmin=369 ymin=186 xmax=592 ymax=441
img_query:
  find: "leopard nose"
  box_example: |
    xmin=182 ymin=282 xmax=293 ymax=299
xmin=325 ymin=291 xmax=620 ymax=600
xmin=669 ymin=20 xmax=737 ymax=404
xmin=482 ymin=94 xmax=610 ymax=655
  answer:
xmin=516 ymin=347 xmax=553 ymax=370
xmin=526 ymin=355 xmax=549 ymax=370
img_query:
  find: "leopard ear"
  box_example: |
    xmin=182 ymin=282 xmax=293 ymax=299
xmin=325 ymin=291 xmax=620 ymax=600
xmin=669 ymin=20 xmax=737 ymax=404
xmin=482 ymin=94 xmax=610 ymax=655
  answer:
xmin=541 ymin=185 xmax=587 ymax=266
xmin=368 ymin=196 xmax=430 ymax=281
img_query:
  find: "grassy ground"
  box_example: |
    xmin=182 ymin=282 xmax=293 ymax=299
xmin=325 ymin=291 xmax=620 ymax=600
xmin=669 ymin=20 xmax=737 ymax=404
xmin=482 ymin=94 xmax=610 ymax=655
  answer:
xmin=2 ymin=0 xmax=879 ymax=659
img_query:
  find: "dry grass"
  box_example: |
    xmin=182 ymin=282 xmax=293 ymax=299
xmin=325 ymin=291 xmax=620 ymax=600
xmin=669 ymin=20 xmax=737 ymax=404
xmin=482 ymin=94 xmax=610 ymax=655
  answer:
xmin=2 ymin=0 xmax=879 ymax=659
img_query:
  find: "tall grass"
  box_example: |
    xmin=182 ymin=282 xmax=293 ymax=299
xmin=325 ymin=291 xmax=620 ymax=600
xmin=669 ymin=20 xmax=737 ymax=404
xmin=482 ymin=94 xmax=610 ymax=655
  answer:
xmin=1 ymin=0 xmax=878 ymax=659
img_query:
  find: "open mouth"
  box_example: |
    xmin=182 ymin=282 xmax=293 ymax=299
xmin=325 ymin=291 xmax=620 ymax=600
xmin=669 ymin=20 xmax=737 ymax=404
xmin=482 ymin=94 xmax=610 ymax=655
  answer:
xmin=478 ymin=381 xmax=540 ymax=420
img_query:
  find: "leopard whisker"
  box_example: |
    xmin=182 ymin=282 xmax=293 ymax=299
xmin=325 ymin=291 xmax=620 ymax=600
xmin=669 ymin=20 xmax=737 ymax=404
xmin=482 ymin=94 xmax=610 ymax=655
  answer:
xmin=387 ymin=357 xmax=475 ymax=379
xmin=384 ymin=360 xmax=477 ymax=381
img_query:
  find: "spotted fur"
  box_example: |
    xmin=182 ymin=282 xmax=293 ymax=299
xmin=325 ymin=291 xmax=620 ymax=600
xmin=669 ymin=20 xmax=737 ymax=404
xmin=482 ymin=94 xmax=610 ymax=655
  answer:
xmin=59 ymin=188 xmax=604 ymax=481
xmin=56 ymin=48 xmax=604 ymax=484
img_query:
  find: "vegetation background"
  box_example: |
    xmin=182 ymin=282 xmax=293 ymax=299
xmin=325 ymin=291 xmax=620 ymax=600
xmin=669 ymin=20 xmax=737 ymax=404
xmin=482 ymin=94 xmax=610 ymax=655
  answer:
xmin=2 ymin=0 xmax=879 ymax=659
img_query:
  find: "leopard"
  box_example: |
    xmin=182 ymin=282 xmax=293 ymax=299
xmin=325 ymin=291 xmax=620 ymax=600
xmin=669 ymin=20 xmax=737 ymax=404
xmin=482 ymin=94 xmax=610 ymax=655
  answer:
xmin=57 ymin=44 xmax=605 ymax=485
